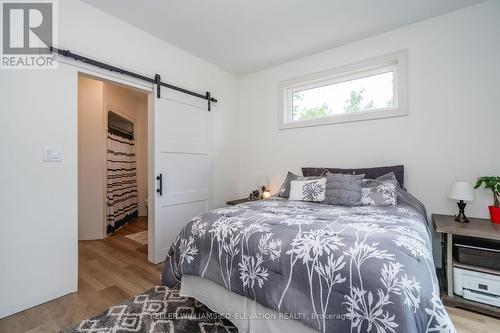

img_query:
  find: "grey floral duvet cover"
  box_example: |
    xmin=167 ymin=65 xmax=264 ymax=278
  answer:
xmin=161 ymin=190 xmax=455 ymax=333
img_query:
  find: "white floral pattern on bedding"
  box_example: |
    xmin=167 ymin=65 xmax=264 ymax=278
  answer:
xmin=361 ymin=181 xmax=397 ymax=206
xmin=162 ymin=194 xmax=455 ymax=333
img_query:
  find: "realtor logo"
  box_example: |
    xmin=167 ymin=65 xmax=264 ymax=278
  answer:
xmin=1 ymin=0 xmax=57 ymax=68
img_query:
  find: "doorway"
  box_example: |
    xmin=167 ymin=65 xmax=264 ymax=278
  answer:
xmin=77 ymin=73 xmax=150 ymax=256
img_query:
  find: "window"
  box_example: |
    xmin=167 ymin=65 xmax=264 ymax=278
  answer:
xmin=279 ymin=51 xmax=408 ymax=129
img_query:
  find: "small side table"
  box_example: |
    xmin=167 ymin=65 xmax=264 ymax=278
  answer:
xmin=226 ymin=197 xmax=261 ymax=206
xmin=432 ymin=214 xmax=500 ymax=317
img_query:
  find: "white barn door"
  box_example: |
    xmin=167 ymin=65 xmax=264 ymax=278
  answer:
xmin=149 ymin=86 xmax=211 ymax=264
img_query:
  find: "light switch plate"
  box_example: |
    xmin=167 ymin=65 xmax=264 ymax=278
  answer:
xmin=43 ymin=147 xmax=62 ymax=162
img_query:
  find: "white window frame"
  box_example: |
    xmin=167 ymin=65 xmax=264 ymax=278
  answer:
xmin=278 ymin=50 xmax=408 ymax=130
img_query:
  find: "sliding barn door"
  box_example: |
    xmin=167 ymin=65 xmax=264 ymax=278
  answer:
xmin=149 ymin=87 xmax=211 ymax=264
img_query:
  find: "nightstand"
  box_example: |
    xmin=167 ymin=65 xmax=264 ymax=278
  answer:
xmin=432 ymin=214 xmax=500 ymax=317
xmin=226 ymin=197 xmax=261 ymax=206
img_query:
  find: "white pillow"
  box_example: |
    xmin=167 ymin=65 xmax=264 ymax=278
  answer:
xmin=289 ymin=178 xmax=326 ymax=202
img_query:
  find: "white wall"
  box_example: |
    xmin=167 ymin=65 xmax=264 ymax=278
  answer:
xmin=237 ymin=1 xmax=500 ymax=265
xmin=78 ymin=75 xmax=105 ymax=240
xmin=0 ymin=0 xmax=239 ymax=318
xmin=0 ymin=66 xmax=78 ymax=318
xmin=136 ymin=97 xmax=149 ymax=217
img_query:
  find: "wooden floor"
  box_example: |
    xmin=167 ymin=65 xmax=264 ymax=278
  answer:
xmin=0 ymin=217 xmax=499 ymax=333
xmin=0 ymin=217 xmax=163 ymax=333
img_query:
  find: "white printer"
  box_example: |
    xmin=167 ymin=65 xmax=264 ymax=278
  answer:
xmin=453 ymin=266 xmax=500 ymax=307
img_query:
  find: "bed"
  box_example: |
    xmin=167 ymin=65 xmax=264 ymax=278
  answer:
xmin=161 ymin=167 xmax=455 ymax=333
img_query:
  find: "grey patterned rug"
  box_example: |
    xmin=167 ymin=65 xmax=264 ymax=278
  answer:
xmin=61 ymin=285 xmax=237 ymax=333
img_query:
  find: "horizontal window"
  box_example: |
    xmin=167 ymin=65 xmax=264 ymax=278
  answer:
xmin=279 ymin=51 xmax=408 ymax=129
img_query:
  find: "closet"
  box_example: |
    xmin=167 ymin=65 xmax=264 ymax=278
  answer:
xmin=78 ymin=74 xmax=148 ymax=240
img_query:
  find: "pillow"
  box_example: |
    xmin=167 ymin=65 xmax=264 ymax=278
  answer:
xmin=364 ymin=171 xmax=398 ymax=187
xmin=302 ymin=165 xmax=404 ymax=189
xmin=289 ymin=178 xmax=326 ymax=202
xmin=324 ymin=173 xmax=364 ymax=206
xmin=277 ymin=171 xmax=322 ymax=198
xmin=277 ymin=172 xmax=299 ymax=198
xmin=361 ymin=172 xmax=398 ymax=206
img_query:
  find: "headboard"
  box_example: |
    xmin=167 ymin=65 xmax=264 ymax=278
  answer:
xmin=302 ymin=165 xmax=405 ymax=188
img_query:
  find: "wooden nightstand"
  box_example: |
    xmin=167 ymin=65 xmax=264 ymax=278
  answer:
xmin=432 ymin=214 xmax=500 ymax=317
xmin=226 ymin=197 xmax=261 ymax=206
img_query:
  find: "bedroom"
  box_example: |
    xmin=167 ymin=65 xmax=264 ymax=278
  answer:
xmin=0 ymin=0 xmax=499 ymax=332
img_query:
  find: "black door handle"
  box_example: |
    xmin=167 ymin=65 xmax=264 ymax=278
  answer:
xmin=156 ymin=174 xmax=163 ymax=196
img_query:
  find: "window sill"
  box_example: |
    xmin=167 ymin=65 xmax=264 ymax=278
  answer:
xmin=278 ymin=107 xmax=408 ymax=130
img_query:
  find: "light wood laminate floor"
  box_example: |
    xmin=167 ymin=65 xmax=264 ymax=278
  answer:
xmin=0 ymin=217 xmax=162 ymax=333
xmin=0 ymin=217 xmax=499 ymax=333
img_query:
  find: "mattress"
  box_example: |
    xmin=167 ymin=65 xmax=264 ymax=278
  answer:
xmin=180 ymin=274 xmax=319 ymax=333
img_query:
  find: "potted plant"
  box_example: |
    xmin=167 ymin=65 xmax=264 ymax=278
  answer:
xmin=474 ymin=176 xmax=500 ymax=224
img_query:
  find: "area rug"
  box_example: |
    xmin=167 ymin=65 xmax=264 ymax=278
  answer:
xmin=61 ymin=285 xmax=237 ymax=333
xmin=124 ymin=230 xmax=148 ymax=245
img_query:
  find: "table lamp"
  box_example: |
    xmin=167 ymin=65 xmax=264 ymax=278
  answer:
xmin=448 ymin=181 xmax=475 ymax=223
xmin=261 ymin=186 xmax=271 ymax=199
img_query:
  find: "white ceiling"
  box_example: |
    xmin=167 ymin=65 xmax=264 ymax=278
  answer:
xmin=81 ymin=0 xmax=484 ymax=76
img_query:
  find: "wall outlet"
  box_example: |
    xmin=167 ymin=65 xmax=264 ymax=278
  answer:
xmin=43 ymin=147 xmax=62 ymax=162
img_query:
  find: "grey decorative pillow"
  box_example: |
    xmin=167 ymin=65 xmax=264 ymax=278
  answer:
xmin=361 ymin=172 xmax=398 ymax=206
xmin=371 ymin=171 xmax=398 ymax=186
xmin=324 ymin=173 xmax=364 ymax=206
xmin=277 ymin=172 xmax=322 ymax=198
xmin=289 ymin=178 xmax=326 ymax=202
xmin=277 ymin=172 xmax=299 ymax=198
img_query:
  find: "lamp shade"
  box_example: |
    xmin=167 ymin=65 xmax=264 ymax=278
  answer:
xmin=448 ymin=181 xmax=475 ymax=202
